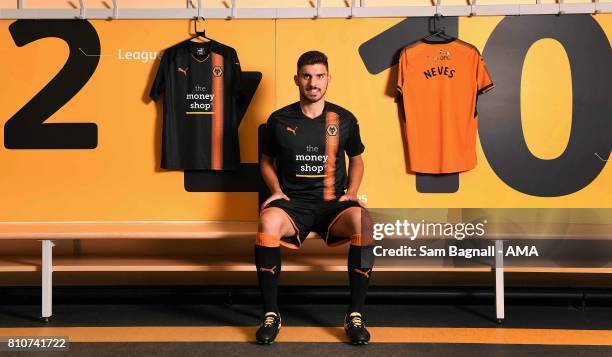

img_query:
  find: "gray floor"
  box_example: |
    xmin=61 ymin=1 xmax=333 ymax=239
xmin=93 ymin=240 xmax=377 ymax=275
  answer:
xmin=1 ymin=303 xmax=612 ymax=330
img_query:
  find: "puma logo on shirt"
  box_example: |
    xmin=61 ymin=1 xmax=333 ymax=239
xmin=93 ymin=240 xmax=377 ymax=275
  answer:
xmin=177 ymin=67 xmax=189 ymax=76
xmin=286 ymin=126 xmax=298 ymax=135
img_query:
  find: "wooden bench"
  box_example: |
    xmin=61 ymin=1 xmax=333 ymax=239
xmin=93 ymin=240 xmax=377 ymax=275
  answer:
xmin=1 ymin=221 xmax=610 ymax=323
xmin=0 ymin=221 xmax=496 ymax=323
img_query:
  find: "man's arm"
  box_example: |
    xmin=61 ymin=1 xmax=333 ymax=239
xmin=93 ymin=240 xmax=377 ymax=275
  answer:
xmin=339 ymin=154 xmax=365 ymax=206
xmin=260 ymin=154 xmax=290 ymax=210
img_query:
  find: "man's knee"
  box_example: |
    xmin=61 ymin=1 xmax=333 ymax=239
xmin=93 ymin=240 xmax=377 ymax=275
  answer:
xmin=258 ymin=209 xmax=294 ymax=247
xmin=329 ymin=206 xmax=372 ymax=246
xmin=345 ymin=207 xmax=363 ymax=230
xmin=259 ymin=209 xmax=286 ymax=235
xmin=346 ymin=207 xmax=373 ymax=246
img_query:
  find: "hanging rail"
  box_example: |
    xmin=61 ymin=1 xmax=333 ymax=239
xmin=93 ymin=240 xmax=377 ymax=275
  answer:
xmin=0 ymin=1 xmax=609 ymax=19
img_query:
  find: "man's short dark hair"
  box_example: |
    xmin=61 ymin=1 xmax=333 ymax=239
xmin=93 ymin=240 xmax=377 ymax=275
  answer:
xmin=297 ymin=51 xmax=328 ymax=72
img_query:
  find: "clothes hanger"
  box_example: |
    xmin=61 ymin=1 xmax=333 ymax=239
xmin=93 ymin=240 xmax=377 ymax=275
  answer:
xmin=190 ymin=16 xmax=213 ymax=44
xmin=422 ymin=14 xmax=455 ymax=42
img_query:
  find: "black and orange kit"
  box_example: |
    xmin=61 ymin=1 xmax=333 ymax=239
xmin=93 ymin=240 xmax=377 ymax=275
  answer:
xmin=262 ymin=102 xmax=365 ymax=248
xmin=150 ymin=40 xmax=242 ymax=170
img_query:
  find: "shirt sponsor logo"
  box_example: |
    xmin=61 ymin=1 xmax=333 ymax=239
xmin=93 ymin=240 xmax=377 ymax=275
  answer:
xmin=427 ymin=49 xmax=452 ymax=62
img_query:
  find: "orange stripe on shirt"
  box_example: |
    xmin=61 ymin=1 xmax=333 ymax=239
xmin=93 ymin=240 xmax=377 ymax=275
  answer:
xmin=211 ymin=53 xmax=224 ymax=170
xmin=324 ymin=112 xmax=340 ymax=201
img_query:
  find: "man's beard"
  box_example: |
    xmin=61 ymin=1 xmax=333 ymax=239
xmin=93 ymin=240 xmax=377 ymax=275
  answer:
xmin=300 ymin=87 xmax=325 ymax=103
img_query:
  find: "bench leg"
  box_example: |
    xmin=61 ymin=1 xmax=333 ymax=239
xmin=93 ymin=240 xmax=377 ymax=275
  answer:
xmin=494 ymin=239 xmax=505 ymax=323
xmin=41 ymin=240 xmax=55 ymax=323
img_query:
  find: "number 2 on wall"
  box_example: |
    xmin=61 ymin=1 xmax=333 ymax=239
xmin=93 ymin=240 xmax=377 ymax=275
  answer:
xmin=4 ymin=20 xmax=99 ymax=149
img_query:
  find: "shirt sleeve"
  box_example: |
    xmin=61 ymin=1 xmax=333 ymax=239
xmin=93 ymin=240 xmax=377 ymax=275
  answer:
xmin=231 ymin=48 xmax=243 ymax=97
xmin=262 ymin=115 xmax=279 ymax=158
xmin=149 ymin=51 xmax=168 ymax=101
xmin=346 ymin=116 xmax=365 ymax=157
xmin=476 ymin=52 xmax=494 ymax=94
xmin=396 ymin=48 xmax=407 ymax=95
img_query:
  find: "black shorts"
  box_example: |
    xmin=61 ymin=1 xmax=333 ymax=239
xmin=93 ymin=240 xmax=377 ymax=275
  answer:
xmin=262 ymin=198 xmax=362 ymax=249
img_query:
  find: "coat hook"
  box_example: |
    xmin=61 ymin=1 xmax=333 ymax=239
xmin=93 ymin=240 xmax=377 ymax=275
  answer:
xmin=469 ymin=0 xmax=477 ymax=17
xmin=79 ymin=0 xmax=86 ymax=19
xmin=112 ymin=0 xmax=118 ymax=19
xmin=228 ymin=0 xmax=237 ymax=19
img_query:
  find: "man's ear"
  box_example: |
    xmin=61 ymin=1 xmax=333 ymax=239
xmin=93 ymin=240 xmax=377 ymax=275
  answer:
xmin=294 ymin=74 xmax=298 ymax=86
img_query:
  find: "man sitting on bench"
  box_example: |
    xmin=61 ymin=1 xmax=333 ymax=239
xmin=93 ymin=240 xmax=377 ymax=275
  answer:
xmin=255 ymin=50 xmax=374 ymax=345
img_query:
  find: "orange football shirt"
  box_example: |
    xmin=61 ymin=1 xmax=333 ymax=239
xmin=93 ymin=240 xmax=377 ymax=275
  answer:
xmin=397 ymin=38 xmax=494 ymax=174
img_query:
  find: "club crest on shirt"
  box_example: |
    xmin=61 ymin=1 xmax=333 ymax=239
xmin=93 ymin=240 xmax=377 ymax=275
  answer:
xmin=212 ymin=66 xmax=224 ymax=77
xmin=326 ymin=124 xmax=339 ymax=137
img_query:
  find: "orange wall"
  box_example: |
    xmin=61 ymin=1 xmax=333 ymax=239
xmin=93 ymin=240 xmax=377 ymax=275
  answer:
xmin=0 ymin=16 xmax=610 ymax=222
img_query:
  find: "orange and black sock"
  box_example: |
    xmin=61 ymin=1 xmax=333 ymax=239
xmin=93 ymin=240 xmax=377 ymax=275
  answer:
xmin=255 ymin=233 xmax=281 ymax=313
xmin=348 ymin=237 xmax=374 ymax=313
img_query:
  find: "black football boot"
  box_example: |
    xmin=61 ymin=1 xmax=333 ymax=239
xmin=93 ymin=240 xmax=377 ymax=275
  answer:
xmin=344 ymin=312 xmax=371 ymax=345
xmin=256 ymin=312 xmax=281 ymax=344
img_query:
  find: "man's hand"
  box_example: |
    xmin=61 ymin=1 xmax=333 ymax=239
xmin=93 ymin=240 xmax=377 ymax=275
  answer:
xmin=338 ymin=193 xmax=366 ymax=208
xmin=261 ymin=192 xmax=290 ymax=211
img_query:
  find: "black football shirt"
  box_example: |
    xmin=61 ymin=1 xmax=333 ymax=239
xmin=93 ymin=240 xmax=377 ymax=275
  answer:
xmin=150 ymin=40 xmax=242 ymax=170
xmin=263 ymin=102 xmax=365 ymax=201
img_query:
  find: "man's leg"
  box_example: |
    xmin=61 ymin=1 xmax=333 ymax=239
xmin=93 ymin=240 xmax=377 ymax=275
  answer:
xmin=256 ymin=208 xmax=296 ymax=313
xmin=329 ymin=206 xmax=374 ymax=344
xmin=329 ymin=207 xmax=373 ymax=313
xmin=255 ymin=207 xmax=297 ymax=344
